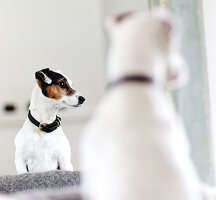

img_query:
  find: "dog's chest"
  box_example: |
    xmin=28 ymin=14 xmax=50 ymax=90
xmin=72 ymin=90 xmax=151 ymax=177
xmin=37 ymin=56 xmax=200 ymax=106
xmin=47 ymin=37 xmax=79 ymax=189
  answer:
xmin=33 ymin=134 xmax=57 ymax=151
xmin=22 ymin=132 xmax=62 ymax=170
xmin=23 ymin=130 xmax=62 ymax=159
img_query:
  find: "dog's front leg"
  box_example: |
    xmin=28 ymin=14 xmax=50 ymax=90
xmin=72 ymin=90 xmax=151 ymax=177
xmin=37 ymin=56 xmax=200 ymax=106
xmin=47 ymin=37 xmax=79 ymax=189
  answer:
xmin=15 ymin=158 xmax=29 ymax=174
xmin=57 ymin=156 xmax=73 ymax=171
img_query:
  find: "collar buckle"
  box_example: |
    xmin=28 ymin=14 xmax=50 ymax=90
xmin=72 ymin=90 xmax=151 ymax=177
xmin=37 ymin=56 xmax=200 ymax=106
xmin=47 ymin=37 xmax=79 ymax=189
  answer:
xmin=39 ymin=123 xmax=48 ymax=132
xmin=56 ymin=117 xmax=61 ymax=127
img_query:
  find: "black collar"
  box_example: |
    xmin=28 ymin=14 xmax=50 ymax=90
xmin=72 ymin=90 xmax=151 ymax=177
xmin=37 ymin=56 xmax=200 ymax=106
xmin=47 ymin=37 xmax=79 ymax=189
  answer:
xmin=28 ymin=110 xmax=61 ymax=133
xmin=107 ymin=75 xmax=153 ymax=90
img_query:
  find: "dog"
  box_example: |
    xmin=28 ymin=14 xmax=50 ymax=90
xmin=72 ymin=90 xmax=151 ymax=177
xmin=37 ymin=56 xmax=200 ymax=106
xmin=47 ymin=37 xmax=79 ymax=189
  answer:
xmin=15 ymin=68 xmax=85 ymax=174
xmin=80 ymin=10 xmax=216 ymax=200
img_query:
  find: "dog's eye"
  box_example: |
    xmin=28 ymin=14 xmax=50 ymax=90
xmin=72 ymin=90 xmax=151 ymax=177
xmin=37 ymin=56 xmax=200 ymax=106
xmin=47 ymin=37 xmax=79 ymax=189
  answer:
xmin=59 ymin=82 xmax=66 ymax=88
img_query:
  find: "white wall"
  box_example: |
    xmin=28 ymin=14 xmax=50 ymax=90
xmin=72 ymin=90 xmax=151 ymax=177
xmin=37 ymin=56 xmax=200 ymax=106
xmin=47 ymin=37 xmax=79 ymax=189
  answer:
xmin=202 ymin=0 xmax=216 ymax=169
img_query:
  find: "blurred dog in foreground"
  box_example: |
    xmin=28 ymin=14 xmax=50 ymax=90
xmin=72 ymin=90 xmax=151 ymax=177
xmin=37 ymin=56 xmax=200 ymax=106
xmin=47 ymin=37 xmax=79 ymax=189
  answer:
xmin=80 ymin=10 xmax=216 ymax=200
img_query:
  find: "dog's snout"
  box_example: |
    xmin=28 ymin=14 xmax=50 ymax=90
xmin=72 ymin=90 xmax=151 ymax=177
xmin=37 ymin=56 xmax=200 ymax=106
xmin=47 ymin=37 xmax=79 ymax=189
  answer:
xmin=78 ymin=96 xmax=85 ymax=104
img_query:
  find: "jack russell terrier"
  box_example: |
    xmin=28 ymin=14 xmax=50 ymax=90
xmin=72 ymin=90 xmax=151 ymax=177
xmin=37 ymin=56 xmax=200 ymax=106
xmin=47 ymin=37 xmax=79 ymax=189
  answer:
xmin=15 ymin=68 xmax=85 ymax=174
xmin=80 ymin=10 xmax=216 ymax=200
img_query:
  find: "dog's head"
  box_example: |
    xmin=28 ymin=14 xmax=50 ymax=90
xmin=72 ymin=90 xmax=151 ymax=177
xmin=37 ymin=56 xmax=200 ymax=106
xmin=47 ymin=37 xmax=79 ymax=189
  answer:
xmin=105 ymin=9 xmax=188 ymax=89
xmin=35 ymin=68 xmax=85 ymax=107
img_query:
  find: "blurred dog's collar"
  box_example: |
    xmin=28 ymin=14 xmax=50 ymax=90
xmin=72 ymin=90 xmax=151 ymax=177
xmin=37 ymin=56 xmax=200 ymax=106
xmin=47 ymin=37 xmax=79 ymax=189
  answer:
xmin=107 ymin=75 xmax=153 ymax=90
xmin=28 ymin=110 xmax=61 ymax=133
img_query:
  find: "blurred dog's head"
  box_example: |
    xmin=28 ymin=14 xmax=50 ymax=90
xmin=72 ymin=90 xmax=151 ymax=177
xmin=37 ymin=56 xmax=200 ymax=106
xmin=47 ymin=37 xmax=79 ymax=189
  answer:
xmin=35 ymin=68 xmax=85 ymax=107
xmin=105 ymin=9 xmax=188 ymax=89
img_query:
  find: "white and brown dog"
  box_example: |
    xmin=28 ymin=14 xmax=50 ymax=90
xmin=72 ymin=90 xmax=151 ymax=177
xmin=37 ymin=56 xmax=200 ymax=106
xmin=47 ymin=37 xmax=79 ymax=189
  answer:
xmin=80 ymin=10 xmax=216 ymax=200
xmin=15 ymin=68 xmax=85 ymax=174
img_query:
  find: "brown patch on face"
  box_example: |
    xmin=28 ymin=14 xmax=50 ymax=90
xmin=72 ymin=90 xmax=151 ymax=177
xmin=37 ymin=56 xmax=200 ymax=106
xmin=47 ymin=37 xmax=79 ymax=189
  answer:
xmin=57 ymin=77 xmax=66 ymax=83
xmin=37 ymin=80 xmax=42 ymax=88
xmin=57 ymin=77 xmax=76 ymax=96
xmin=45 ymin=76 xmax=76 ymax=99
xmin=67 ymin=88 xmax=76 ymax=95
xmin=46 ymin=84 xmax=67 ymax=99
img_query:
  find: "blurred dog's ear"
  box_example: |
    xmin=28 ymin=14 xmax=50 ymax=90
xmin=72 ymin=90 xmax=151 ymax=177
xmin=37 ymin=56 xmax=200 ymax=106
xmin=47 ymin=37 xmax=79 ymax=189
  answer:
xmin=115 ymin=12 xmax=133 ymax=23
xmin=152 ymin=9 xmax=187 ymax=89
xmin=35 ymin=68 xmax=52 ymax=87
xmin=104 ymin=12 xmax=132 ymax=36
xmin=153 ymin=9 xmax=178 ymax=41
xmin=166 ymin=53 xmax=188 ymax=90
xmin=159 ymin=18 xmax=172 ymax=39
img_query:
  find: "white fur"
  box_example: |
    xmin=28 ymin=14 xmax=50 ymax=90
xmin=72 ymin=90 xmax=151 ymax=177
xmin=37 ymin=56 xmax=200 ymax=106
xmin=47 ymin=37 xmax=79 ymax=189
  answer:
xmin=40 ymin=72 xmax=52 ymax=84
xmin=15 ymin=71 xmax=83 ymax=174
xmin=80 ymin=10 xmax=214 ymax=200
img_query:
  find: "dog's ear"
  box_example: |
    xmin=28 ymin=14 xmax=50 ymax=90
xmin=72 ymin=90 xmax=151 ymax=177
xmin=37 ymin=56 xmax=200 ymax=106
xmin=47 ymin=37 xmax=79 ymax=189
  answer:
xmin=166 ymin=53 xmax=188 ymax=89
xmin=104 ymin=12 xmax=133 ymax=36
xmin=152 ymin=9 xmax=188 ymax=89
xmin=35 ymin=68 xmax=52 ymax=87
xmin=115 ymin=12 xmax=133 ymax=23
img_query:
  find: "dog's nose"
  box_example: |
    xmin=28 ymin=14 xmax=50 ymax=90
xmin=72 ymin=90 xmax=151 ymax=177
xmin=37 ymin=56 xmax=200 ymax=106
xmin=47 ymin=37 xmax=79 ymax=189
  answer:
xmin=78 ymin=96 xmax=85 ymax=104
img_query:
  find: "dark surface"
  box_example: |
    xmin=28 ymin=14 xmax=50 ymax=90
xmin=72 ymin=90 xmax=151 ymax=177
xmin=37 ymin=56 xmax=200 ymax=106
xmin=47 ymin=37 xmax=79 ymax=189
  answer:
xmin=0 ymin=170 xmax=80 ymax=194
